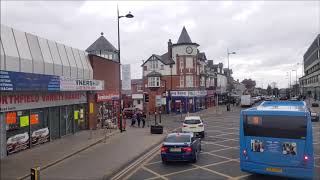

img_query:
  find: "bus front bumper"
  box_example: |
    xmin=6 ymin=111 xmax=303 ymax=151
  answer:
xmin=240 ymin=161 xmax=314 ymax=179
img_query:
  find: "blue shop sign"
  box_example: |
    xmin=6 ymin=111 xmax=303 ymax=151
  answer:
xmin=0 ymin=70 xmax=60 ymax=91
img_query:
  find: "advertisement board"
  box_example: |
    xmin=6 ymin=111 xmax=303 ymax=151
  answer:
xmin=0 ymin=70 xmax=60 ymax=91
xmin=7 ymin=132 xmax=29 ymax=155
xmin=96 ymin=92 xmax=120 ymax=102
xmin=60 ymin=77 xmax=104 ymax=91
xmin=0 ymin=92 xmax=87 ymax=112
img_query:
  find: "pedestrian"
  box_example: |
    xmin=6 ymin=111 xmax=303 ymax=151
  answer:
xmin=131 ymin=112 xmax=137 ymax=127
xmin=141 ymin=114 xmax=146 ymax=128
xmin=137 ymin=111 xmax=141 ymax=127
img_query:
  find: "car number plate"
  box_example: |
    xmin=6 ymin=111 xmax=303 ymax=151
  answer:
xmin=170 ymin=148 xmax=181 ymax=152
xmin=266 ymin=167 xmax=282 ymax=173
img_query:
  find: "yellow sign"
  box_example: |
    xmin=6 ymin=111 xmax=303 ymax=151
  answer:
xmin=74 ymin=111 xmax=79 ymax=120
xmin=20 ymin=116 xmax=29 ymax=127
xmin=89 ymin=103 xmax=94 ymax=114
xmin=266 ymin=167 xmax=282 ymax=173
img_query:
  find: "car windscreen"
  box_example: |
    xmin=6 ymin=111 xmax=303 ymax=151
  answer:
xmin=184 ymin=119 xmax=201 ymax=124
xmin=243 ymin=115 xmax=307 ymax=139
xmin=165 ymin=135 xmax=191 ymax=143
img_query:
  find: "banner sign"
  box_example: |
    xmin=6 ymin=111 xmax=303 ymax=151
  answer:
xmin=170 ymin=90 xmax=207 ymax=97
xmin=96 ymin=92 xmax=120 ymax=102
xmin=121 ymin=64 xmax=131 ymax=90
xmin=0 ymin=92 xmax=87 ymax=112
xmin=60 ymin=77 xmax=104 ymax=91
xmin=7 ymin=132 xmax=30 ymax=155
xmin=0 ymin=70 xmax=60 ymax=91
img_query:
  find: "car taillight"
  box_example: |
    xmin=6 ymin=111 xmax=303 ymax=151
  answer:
xmin=161 ymin=146 xmax=168 ymax=153
xmin=304 ymin=155 xmax=309 ymax=161
xmin=182 ymin=147 xmax=192 ymax=153
xmin=198 ymin=124 xmax=204 ymax=127
xmin=183 ymin=125 xmax=187 ymax=127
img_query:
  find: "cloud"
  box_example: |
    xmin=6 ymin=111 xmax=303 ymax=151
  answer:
xmin=1 ymin=1 xmax=319 ymax=88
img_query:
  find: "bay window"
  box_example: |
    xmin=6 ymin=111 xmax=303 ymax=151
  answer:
xmin=148 ymin=77 xmax=160 ymax=87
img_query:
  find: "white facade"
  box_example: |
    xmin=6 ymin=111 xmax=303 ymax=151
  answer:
xmin=0 ymin=24 xmax=93 ymax=79
xmin=132 ymin=93 xmax=143 ymax=110
xmin=217 ymin=74 xmax=228 ymax=93
xmin=171 ymin=44 xmax=198 ymax=75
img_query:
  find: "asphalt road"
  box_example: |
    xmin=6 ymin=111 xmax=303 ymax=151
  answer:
xmin=123 ymin=105 xmax=320 ymax=180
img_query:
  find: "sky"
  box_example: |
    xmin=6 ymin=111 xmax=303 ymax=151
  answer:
xmin=1 ymin=1 xmax=320 ymax=89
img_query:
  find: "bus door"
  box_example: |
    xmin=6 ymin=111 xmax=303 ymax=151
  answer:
xmin=243 ymin=115 xmax=308 ymax=167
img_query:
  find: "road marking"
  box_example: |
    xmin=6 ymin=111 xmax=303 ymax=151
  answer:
xmin=234 ymin=174 xmax=251 ymax=179
xmin=142 ymin=166 xmax=168 ymax=180
xmin=207 ymin=152 xmax=239 ymax=161
xmin=145 ymin=160 xmax=162 ymax=166
xmin=199 ymin=159 xmax=233 ymax=168
xmin=159 ymin=166 xmax=200 ymax=178
xmin=192 ymin=164 xmax=234 ymax=179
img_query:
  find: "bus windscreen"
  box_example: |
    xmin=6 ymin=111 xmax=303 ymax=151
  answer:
xmin=244 ymin=115 xmax=307 ymax=139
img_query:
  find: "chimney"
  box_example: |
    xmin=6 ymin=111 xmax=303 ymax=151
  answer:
xmin=168 ymin=39 xmax=172 ymax=58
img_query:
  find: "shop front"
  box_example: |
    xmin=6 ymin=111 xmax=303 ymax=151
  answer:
xmin=1 ymin=92 xmax=88 ymax=155
xmin=96 ymin=92 xmax=120 ymax=127
xmin=206 ymin=90 xmax=216 ymax=107
xmin=166 ymin=90 xmax=207 ymax=113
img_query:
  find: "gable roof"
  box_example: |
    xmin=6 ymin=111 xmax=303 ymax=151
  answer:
xmin=141 ymin=53 xmax=175 ymax=66
xmin=86 ymin=34 xmax=117 ymax=53
xmin=177 ymin=26 xmax=192 ymax=44
xmin=198 ymin=52 xmax=207 ymax=61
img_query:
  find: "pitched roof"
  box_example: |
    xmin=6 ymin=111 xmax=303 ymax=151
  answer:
xmin=141 ymin=53 xmax=175 ymax=66
xmin=146 ymin=71 xmax=162 ymax=77
xmin=86 ymin=33 xmax=117 ymax=53
xmin=177 ymin=26 xmax=192 ymax=44
xmin=198 ymin=52 xmax=207 ymax=61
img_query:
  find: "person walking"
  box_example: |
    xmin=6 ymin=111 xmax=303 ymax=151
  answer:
xmin=131 ymin=112 xmax=137 ymax=127
xmin=137 ymin=111 xmax=141 ymax=127
xmin=141 ymin=113 xmax=146 ymax=128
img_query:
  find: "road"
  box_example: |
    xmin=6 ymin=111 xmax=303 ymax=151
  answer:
xmin=119 ymin=105 xmax=320 ymax=180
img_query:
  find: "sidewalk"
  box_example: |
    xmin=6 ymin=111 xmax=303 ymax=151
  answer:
xmin=1 ymin=128 xmax=118 ymax=180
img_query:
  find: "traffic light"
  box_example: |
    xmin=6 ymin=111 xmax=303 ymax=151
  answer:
xmin=144 ymin=93 xmax=149 ymax=103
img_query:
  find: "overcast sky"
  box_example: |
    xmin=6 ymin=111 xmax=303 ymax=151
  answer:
xmin=1 ymin=1 xmax=319 ymax=88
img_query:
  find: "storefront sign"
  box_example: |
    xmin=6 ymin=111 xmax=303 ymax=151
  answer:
xmin=96 ymin=92 xmax=120 ymax=102
xmin=89 ymin=103 xmax=94 ymax=114
xmin=6 ymin=112 xmax=17 ymax=124
xmin=171 ymin=91 xmax=207 ymax=97
xmin=0 ymin=92 xmax=87 ymax=112
xmin=31 ymin=127 xmax=49 ymax=146
xmin=7 ymin=132 xmax=29 ymax=155
xmin=30 ymin=114 xmax=39 ymax=125
xmin=20 ymin=116 xmax=29 ymax=127
xmin=171 ymin=91 xmax=188 ymax=97
xmin=60 ymin=77 xmax=104 ymax=91
xmin=0 ymin=70 xmax=60 ymax=91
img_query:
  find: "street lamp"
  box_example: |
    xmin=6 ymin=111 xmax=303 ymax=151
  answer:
xmin=117 ymin=5 xmax=134 ymax=133
xmin=292 ymin=70 xmax=297 ymax=96
xmin=227 ymin=49 xmax=236 ymax=77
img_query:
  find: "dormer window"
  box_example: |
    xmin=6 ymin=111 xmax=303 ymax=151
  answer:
xmin=150 ymin=60 xmax=158 ymax=70
xmin=148 ymin=77 xmax=160 ymax=87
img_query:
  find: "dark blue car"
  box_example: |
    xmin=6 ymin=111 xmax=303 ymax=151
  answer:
xmin=161 ymin=132 xmax=201 ymax=163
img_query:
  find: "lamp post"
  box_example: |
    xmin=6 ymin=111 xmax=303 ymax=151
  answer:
xmin=117 ymin=5 xmax=134 ymax=132
xmin=227 ymin=49 xmax=236 ymax=77
xmin=292 ymin=69 xmax=297 ymax=96
xmin=297 ymin=62 xmax=304 ymax=96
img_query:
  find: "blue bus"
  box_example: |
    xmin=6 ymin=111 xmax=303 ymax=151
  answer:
xmin=240 ymin=101 xmax=314 ymax=179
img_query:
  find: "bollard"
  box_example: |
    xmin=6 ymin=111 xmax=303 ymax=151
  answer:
xmin=31 ymin=166 xmax=40 ymax=180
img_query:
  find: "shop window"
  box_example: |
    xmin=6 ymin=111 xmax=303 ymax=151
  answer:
xmin=186 ymin=75 xmax=194 ymax=87
xmin=30 ymin=109 xmax=49 ymax=147
xmin=6 ymin=110 xmax=30 ymax=155
xmin=186 ymin=57 xmax=193 ymax=68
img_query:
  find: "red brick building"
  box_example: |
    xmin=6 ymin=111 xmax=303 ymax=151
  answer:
xmin=86 ymin=32 xmax=121 ymax=128
xmin=142 ymin=27 xmax=207 ymax=114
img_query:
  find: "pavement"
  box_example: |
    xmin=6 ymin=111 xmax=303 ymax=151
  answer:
xmin=0 ymin=110 xmax=193 ymax=180
xmin=123 ymin=104 xmax=320 ymax=180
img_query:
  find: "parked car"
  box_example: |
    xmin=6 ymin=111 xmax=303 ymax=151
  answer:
xmin=161 ymin=132 xmax=201 ymax=163
xmin=182 ymin=116 xmax=205 ymax=138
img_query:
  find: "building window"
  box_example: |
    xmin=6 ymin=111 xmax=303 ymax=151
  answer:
xmin=180 ymin=75 xmax=184 ymax=87
xmin=180 ymin=59 xmax=184 ymax=72
xmin=185 ymin=57 xmax=193 ymax=68
xmin=160 ymin=65 xmax=164 ymax=70
xmin=186 ymin=75 xmax=193 ymax=87
xmin=144 ymin=66 xmax=147 ymax=71
xmin=148 ymin=77 xmax=160 ymax=87
xmin=137 ymin=85 xmax=142 ymax=92
xmin=137 ymin=100 xmax=141 ymax=104
xmin=150 ymin=60 xmax=158 ymax=70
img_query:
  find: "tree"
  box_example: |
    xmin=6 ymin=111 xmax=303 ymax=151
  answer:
xmin=241 ymin=79 xmax=256 ymax=89
xmin=267 ymin=85 xmax=272 ymax=95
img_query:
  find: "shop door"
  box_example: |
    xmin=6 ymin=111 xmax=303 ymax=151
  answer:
xmin=60 ymin=106 xmax=67 ymax=136
xmin=50 ymin=107 xmax=60 ymax=140
xmin=66 ymin=105 xmax=74 ymax=135
xmin=74 ymin=104 xmax=87 ymax=132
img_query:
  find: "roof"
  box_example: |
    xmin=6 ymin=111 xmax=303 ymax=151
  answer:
xmin=141 ymin=53 xmax=175 ymax=66
xmin=86 ymin=33 xmax=117 ymax=53
xmin=184 ymin=116 xmax=201 ymax=120
xmin=177 ymin=26 xmax=192 ymax=44
xmin=131 ymin=79 xmax=143 ymax=84
xmin=198 ymin=52 xmax=207 ymax=61
xmin=146 ymin=71 xmax=162 ymax=77
xmin=248 ymin=101 xmax=307 ymax=112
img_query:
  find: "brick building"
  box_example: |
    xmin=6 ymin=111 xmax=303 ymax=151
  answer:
xmin=86 ymin=33 xmax=121 ymax=128
xmin=142 ymin=27 xmax=207 ymax=114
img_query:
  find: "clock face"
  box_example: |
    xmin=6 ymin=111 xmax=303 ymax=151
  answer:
xmin=186 ymin=46 xmax=193 ymax=54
